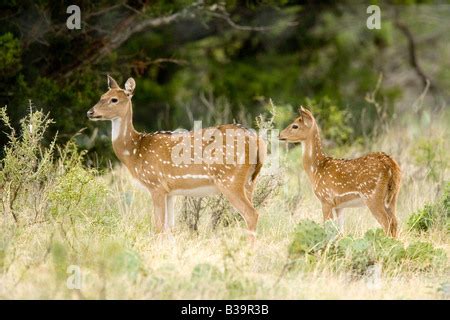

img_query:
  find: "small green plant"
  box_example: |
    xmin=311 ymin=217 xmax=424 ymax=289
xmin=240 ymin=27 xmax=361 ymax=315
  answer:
xmin=289 ymin=220 xmax=339 ymax=258
xmin=404 ymin=241 xmax=447 ymax=272
xmin=336 ymin=229 xmax=405 ymax=274
xmin=288 ymin=221 xmax=447 ymax=275
xmin=407 ymin=182 xmax=450 ymax=233
xmin=407 ymin=204 xmax=436 ymax=232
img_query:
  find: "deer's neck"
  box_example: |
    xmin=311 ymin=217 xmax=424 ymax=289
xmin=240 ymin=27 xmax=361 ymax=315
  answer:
xmin=301 ymin=125 xmax=325 ymax=181
xmin=111 ymin=103 xmax=141 ymax=166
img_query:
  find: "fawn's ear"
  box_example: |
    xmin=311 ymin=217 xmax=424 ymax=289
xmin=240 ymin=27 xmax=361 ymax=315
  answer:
xmin=124 ymin=77 xmax=136 ymax=96
xmin=298 ymin=106 xmax=314 ymax=128
xmin=107 ymin=75 xmax=119 ymax=90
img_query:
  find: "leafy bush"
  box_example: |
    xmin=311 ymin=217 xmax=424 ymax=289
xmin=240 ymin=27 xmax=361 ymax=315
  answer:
xmin=48 ymin=166 xmax=108 ymax=219
xmin=407 ymin=182 xmax=450 ymax=233
xmin=0 ymin=106 xmax=113 ymax=227
xmin=404 ymin=241 xmax=447 ymax=272
xmin=288 ymin=220 xmax=447 ymax=275
xmin=0 ymin=105 xmax=56 ymax=223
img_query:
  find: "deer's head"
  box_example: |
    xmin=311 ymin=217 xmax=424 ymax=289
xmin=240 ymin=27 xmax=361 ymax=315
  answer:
xmin=279 ymin=107 xmax=316 ymax=142
xmin=87 ymin=75 xmax=136 ymax=121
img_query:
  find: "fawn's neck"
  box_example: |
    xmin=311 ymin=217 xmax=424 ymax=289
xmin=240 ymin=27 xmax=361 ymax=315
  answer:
xmin=301 ymin=125 xmax=325 ymax=181
xmin=111 ymin=102 xmax=142 ymax=166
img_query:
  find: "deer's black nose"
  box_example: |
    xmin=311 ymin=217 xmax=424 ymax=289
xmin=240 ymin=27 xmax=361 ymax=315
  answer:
xmin=87 ymin=109 xmax=95 ymax=118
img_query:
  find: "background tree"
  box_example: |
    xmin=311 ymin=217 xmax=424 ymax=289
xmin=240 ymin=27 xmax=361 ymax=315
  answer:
xmin=1 ymin=0 xmax=449 ymax=166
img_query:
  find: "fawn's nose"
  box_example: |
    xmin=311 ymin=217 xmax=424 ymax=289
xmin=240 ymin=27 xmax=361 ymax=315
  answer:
xmin=87 ymin=109 xmax=95 ymax=118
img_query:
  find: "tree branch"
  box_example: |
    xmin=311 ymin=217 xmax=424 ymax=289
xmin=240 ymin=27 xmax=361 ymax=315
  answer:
xmin=53 ymin=1 xmax=204 ymax=79
xmin=393 ymin=12 xmax=434 ymax=92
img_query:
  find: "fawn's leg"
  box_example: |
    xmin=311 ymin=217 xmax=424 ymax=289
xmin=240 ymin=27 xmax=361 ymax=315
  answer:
xmin=366 ymin=200 xmax=398 ymax=237
xmin=150 ymin=191 xmax=166 ymax=233
xmin=322 ymin=203 xmax=333 ymax=221
xmin=385 ymin=192 xmax=399 ymax=237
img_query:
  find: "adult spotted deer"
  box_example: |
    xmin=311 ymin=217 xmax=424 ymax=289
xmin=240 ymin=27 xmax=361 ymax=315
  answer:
xmin=279 ymin=107 xmax=401 ymax=237
xmin=87 ymin=75 xmax=266 ymax=238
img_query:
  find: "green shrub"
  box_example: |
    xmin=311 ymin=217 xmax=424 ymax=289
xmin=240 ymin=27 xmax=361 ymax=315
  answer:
xmin=407 ymin=204 xmax=436 ymax=232
xmin=407 ymin=182 xmax=450 ymax=233
xmin=48 ymin=165 xmax=108 ymax=219
xmin=404 ymin=241 xmax=447 ymax=272
xmin=0 ymin=106 xmax=115 ymax=229
xmin=336 ymin=229 xmax=405 ymax=274
xmin=289 ymin=220 xmax=339 ymax=258
xmin=0 ymin=106 xmax=56 ymax=223
xmin=288 ymin=221 xmax=447 ymax=275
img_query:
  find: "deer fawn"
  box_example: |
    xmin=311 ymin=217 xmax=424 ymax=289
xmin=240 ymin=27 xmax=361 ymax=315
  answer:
xmin=87 ymin=75 xmax=266 ymax=239
xmin=279 ymin=107 xmax=401 ymax=237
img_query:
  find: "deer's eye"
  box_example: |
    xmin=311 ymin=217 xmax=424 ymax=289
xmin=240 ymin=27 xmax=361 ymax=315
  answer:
xmin=110 ymin=98 xmax=118 ymax=104
xmin=292 ymin=124 xmax=299 ymax=129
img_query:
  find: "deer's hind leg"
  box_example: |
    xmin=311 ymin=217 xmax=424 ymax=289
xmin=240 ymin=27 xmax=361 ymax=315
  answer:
xmin=384 ymin=190 xmax=399 ymax=237
xmin=365 ymin=194 xmax=398 ymax=238
xmin=218 ymin=183 xmax=259 ymax=239
xmin=322 ymin=203 xmax=334 ymax=221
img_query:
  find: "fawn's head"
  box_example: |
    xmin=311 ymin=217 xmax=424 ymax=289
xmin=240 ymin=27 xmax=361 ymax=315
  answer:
xmin=279 ymin=107 xmax=316 ymax=142
xmin=87 ymin=75 xmax=136 ymax=121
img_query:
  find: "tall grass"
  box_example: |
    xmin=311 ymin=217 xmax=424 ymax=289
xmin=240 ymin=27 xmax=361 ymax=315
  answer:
xmin=0 ymin=106 xmax=448 ymax=299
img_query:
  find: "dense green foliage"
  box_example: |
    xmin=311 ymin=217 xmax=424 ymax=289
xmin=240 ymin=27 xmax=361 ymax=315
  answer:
xmin=0 ymin=106 xmax=116 ymax=226
xmin=2 ymin=1 xmax=449 ymax=166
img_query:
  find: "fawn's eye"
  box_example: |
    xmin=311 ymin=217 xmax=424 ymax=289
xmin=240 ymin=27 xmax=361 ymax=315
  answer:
xmin=110 ymin=98 xmax=118 ymax=104
xmin=292 ymin=124 xmax=299 ymax=129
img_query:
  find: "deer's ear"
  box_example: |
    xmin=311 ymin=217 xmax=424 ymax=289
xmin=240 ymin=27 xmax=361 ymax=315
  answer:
xmin=107 ymin=75 xmax=119 ymax=89
xmin=299 ymin=106 xmax=314 ymax=128
xmin=298 ymin=105 xmax=306 ymax=114
xmin=124 ymin=77 xmax=136 ymax=96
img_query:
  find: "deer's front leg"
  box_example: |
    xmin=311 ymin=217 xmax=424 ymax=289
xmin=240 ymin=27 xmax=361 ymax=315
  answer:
xmin=150 ymin=191 xmax=166 ymax=233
